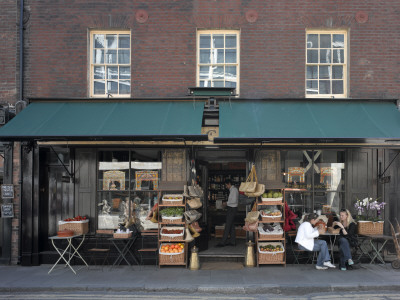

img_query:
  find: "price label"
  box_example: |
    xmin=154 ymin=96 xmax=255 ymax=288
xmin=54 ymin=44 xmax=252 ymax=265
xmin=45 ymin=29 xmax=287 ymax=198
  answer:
xmin=1 ymin=184 xmax=14 ymax=199
xmin=1 ymin=204 xmax=13 ymax=218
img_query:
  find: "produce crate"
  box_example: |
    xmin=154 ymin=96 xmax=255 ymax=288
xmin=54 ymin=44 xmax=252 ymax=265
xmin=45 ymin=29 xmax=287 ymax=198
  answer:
xmin=58 ymin=220 xmax=89 ymax=235
xmin=258 ymin=242 xmax=285 ymax=264
xmin=260 ymin=198 xmax=283 ymax=205
xmin=162 ymin=194 xmax=183 ymax=205
xmin=261 ymin=212 xmax=282 ymax=222
xmin=159 ymin=243 xmax=185 ymax=265
xmin=258 ymin=226 xmax=284 ymax=240
xmin=161 ymin=215 xmax=183 ymax=224
xmin=160 ymin=226 xmax=185 ymax=241
xmin=357 ymin=221 xmax=384 ymax=235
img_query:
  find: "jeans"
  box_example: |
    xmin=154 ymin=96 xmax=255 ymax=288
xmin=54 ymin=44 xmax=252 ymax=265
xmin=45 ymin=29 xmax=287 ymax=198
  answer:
xmin=338 ymin=237 xmax=352 ymax=268
xmin=221 ymin=206 xmax=238 ymax=244
xmin=298 ymin=239 xmax=331 ymax=267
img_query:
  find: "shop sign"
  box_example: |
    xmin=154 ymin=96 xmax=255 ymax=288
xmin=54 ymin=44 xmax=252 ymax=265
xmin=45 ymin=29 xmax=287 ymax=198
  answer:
xmin=1 ymin=204 xmax=13 ymax=218
xmin=1 ymin=184 xmax=14 ymax=199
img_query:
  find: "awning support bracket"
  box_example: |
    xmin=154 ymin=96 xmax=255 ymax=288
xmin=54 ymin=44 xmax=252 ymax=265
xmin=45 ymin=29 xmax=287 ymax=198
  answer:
xmin=50 ymin=146 xmax=74 ymax=178
xmin=379 ymin=151 xmax=400 ymax=183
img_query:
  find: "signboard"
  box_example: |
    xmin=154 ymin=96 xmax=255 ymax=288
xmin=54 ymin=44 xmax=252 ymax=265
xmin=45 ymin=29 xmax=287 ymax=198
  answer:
xmin=1 ymin=184 xmax=14 ymax=199
xmin=1 ymin=204 xmax=14 ymax=218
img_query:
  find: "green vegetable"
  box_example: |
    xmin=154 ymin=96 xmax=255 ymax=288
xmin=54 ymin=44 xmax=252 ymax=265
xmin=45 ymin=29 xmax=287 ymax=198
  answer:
xmin=160 ymin=207 xmax=184 ymax=217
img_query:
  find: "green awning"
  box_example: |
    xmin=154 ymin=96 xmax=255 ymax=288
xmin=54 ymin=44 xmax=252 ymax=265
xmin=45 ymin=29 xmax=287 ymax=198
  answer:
xmin=0 ymin=101 xmax=207 ymax=141
xmin=216 ymin=100 xmax=400 ymax=143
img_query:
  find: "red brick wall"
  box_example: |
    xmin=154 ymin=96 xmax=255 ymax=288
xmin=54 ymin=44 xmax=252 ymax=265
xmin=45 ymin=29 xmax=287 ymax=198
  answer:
xmin=23 ymin=0 xmax=400 ymax=99
xmin=0 ymin=0 xmax=18 ymax=103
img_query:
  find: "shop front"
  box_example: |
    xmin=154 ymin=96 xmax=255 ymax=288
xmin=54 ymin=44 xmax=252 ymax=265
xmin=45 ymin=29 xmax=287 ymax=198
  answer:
xmin=0 ymin=98 xmax=399 ymax=266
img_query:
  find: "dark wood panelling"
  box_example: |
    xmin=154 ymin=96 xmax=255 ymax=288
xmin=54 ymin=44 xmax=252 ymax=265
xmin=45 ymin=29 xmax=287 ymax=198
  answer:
xmin=255 ymin=150 xmax=284 ymax=189
xmin=385 ymin=149 xmax=400 ymax=226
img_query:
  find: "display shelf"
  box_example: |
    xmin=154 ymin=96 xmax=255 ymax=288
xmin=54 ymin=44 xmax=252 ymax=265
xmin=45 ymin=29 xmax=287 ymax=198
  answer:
xmin=259 ymin=220 xmax=284 ymax=223
xmin=258 ymin=237 xmax=285 ymax=241
xmin=158 ymin=204 xmax=186 ymax=207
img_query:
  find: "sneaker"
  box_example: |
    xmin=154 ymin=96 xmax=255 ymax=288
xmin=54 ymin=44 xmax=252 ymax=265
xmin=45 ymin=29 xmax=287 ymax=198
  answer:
xmin=323 ymin=261 xmax=336 ymax=268
xmin=341 ymin=267 xmax=347 ymax=271
xmin=316 ymin=265 xmax=328 ymax=270
xmin=348 ymin=259 xmax=354 ymax=265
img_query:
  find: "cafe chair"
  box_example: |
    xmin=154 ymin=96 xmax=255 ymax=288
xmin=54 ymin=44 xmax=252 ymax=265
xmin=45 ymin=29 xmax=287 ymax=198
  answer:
xmin=138 ymin=230 xmax=158 ymax=269
xmin=287 ymin=231 xmax=317 ymax=264
xmin=86 ymin=233 xmax=112 ymax=270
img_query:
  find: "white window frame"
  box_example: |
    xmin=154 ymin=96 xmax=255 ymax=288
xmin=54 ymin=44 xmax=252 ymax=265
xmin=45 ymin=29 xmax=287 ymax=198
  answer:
xmin=196 ymin=30 xmax=240 ymax=95
xmin=305 ymin=30 xmax=347 ymax=98
xmin=89 ymin=30 xmax=131 ymax=98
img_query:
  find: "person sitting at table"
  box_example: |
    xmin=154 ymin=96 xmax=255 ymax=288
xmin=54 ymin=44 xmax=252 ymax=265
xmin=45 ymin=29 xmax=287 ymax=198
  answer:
xmin=295 ymin=213 xmax=336 ymax=270
xmin=333 ymin=208 xmax=357 ymax=271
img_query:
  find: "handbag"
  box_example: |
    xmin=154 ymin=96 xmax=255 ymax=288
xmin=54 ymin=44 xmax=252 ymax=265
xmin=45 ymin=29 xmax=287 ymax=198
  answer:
xmin=244 ymin=210 xmax=260 ymax=223
xmin=243 ymin=221 xmax=258 ymax=232
xmin=188 ymin=180 xmax=203 ymax=197
xmin=244 ymin=183 xmax=265 ymax=197
xmin=239 ymin=165 xmax=257 ymax=193
xmin=185 ymin=228 xmax=194 ymax=242
xmin=184 ymin=210 xmax=202 ymax=223
xmin=187 ymin=197 xmax=202 ymax=209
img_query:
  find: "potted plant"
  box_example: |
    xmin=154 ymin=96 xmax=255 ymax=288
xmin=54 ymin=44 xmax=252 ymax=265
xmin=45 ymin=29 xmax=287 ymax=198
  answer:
xmin=354 ymin=197 xmax=386 ymax=235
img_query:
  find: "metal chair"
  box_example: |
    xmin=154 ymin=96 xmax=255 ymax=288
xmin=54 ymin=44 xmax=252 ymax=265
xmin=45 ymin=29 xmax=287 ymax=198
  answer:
xmin=138 ymin=230 xmax=158 ymax=269
xmin=86 ymin=233 xmax=112 ymax=270
xmin=287 ymin=231 xmax=316 ymax=264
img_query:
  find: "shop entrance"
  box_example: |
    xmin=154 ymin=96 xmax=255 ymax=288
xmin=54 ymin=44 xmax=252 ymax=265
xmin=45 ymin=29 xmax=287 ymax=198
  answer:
xmin=195 ymin=150 xmax=249 ymax=261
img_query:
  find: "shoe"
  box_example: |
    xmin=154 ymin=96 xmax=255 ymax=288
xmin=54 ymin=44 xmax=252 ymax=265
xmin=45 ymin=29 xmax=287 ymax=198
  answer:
xmin=216 ymin=243 xmax=225 ymax=248
xmin=316 ymin=265 xmax=328 ymax=270
xmin=348 ymin=259 xmax=354 ymax=265
xmin=323 ymin=261 xmax=336 ymax=268
xmin=341 ymin=267 xmax=347 ymax=271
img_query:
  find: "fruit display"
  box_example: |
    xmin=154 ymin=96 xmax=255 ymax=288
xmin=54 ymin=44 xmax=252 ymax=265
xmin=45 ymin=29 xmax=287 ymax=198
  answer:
xmin=262 ymin=191 xmax=283 ymax=199
xmin=160 ymin=207 xmax=184 ymax=217
xmin=259 ymin=244 xmax=284 ymax=252
xmin=162 ymin=194 xmax=183 ymax=201
xmin=261 ymin=209 xmax=281 ymax=217
xmin=160 ymin=243 xmax=184 ymax=254
xmin=63 ymin=215 xmax=87 ymax=222
xmin=161 ymin=228 xmax=183 ymax=235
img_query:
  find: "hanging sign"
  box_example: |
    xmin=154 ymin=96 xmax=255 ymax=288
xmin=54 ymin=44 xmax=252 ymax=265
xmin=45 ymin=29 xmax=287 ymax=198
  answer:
xmin=1 ymin=204 xmax=14 ymax=218
xmin=1 ymin=184 xmax=14 ymax=199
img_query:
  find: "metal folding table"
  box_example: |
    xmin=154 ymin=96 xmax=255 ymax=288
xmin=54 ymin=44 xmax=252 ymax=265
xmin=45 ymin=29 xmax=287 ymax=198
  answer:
xmin=357 ymin=234 xmax=392 ymax=264
xmin=109 ymin=236 xmax=139 ymax=267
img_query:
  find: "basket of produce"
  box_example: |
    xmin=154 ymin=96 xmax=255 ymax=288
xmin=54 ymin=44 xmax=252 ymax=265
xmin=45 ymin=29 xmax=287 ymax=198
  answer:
xmin=160 ymin=227 xmax=185 ymax=241
xmin=258 ymin=224 xmax=284 ymax=240
xmin=260 ymin=191 xmax=283 ymax=205
xmin=357 ymin=221 xmax=384 ymax=235
xmin=162 ymin=194 xmax=184 ymax=205
xmin=58 ymin=216 xmax=89 ymax=235
xmin=260 ymin=209 xmax=282 ymax=222
xmin=160 ymin=207 xmax=184 ymax=224
xmin=258 ymin=242 xmax=285 ymax=264
xmin=159 ymin=243 xmax=185 ymax=265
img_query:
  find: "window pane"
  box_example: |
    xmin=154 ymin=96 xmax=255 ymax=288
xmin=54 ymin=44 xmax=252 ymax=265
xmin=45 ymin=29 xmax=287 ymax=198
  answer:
xmin=332 ymin=81 xmax=343 ymax=94
xmin=105 ymin=50 xmax=117 ymax=63
xmin=213 ymin=34 xmax=224 ymax=48
xmin=306 ymin=66 xmax=318 ymax=79
xmin=320 ymin=49 xmax=331 ymax=63
xmin=225 ymin=81 xmax=236 ymax=88
xmin=307 ymin=34 xmax=318 ymax=48
xmin=200 ymin=50 xmax=211 ymax=63
xmin=118 ymin=49 xmax=130 ymax=64
xmin=200 ymin=35 xmax=211 ymax=48
xmin=333 ymin=49 xmax=344 ymax=63
xmin=213 ymin=66 xmax=224 ymax=79
xmin=200 ymin=66 xmax=211 ymax=79
xmin=119 ymin=35 xmax=130 ymax=48
xmin=306 ymin=80 xmax=318 ymax=94
xmin=94 ymin=49 xmax=104 ymax=64
xmin=319 ymin=80 xmax=330 ymax=94
xmin=226 ymin=35 xmax=236 ymax=48
xmin=119 ymin=67 xmax=130 ymax=79
xmin=119 ymin=81 xmax=130 ymax=94
xmin=107 ymin=34 xmax=117 ymax=48
xmin=332 ymin=66 xmax=343 ymax=79
xmin=225 ymin=66 xmax=236 ymax=81
xmin=225 ymin=49 xmax=236 ymax=63
xmin=94 ymin=34 xmax=105 ymax=48
xmin=333 ymin=34 xmax=344 ymax=48
xmin=94 ymin=66 xmax=105 ymax=79
xmin=107 ymin=67 xmax=118 ymax=79
xmin=94 ymin=81 xmax=105 ymax=94
xmin=199 ymin=80 xmax=205 ymax=87
xmin=215 ymin=49 xmax=224 ymax=64
xmin=213 ymin=81 xmax=224 ymax=87
xmin=307 ymin=50 xmax=318 ymax=63
xmin=107 ymin=81 xmax=118 ymax=94
xmin=320 ymin=34 xmax=331 ymax=48
xmin=319 ymin=66 xmax=331 ymax=79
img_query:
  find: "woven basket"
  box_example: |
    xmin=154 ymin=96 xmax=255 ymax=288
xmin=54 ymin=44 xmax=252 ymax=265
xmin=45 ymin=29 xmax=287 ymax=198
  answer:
xmin=261 ymin=213 xmax=282 ymax=222
xmin=161 ymin=215 xmax=183 ymax=224
xmin=159 ymin=244 xmax=185 ymax=265
xmin=258 ymin=242 xmax=285 ymax=264
xmin=327 ymin=227 xmax=341 ymax=234
xmin=58 ymin=220 xmax=89 ymax=235
xmin=160 ymin=227 xmax=184 ymax=241
xmin=113 ymin=232 xmax=132 ymax=239
xmin=357 ymin=221 xmax=384 ymax=235
xmin=162 ymin=194 xmax=183 ymax=205
xmin=259 ymin=232 xmax=284 ymax=240
xmin=260 ymin=198 xmax=283 ymax=206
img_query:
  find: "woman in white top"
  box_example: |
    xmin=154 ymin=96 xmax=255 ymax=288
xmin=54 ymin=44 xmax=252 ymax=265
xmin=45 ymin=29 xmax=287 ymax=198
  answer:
xmin=295 ymin=213 xmax=336 ymax=270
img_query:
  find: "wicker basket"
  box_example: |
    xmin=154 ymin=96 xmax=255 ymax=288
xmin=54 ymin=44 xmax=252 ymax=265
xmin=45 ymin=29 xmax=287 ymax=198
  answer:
xmin=261 ymin=212 xmax=282 ymax=222
xmin=327 ymin=227 xmax=341 ymax=234
xmin=357 ymin=221 xmax=384 ymax=235
xmin=58 ymin=220 xmax=89 ymax=235
xmin=160 ymin=226 xmax=184 ymax=241
xmin=159 ymin=244 xmax=185 ymax=265
xmin=258 ymin=225 xmax=284 ymax=240
xmin=260 ymin=198 xmax=283 ymax=206
xmin=162 ymin=194 xmax=183 ymax=205
xmin=113 ymin=232 xmax=132 ymax=239
xmin=258 ymin=242 xmax=285 ymax=264
xmin=161 ymin=215 xmax=183 ymax=224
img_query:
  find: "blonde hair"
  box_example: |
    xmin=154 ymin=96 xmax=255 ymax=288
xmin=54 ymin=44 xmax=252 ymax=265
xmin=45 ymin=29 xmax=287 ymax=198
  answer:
xmin=340 ymin=209 xmax=355 ymax=225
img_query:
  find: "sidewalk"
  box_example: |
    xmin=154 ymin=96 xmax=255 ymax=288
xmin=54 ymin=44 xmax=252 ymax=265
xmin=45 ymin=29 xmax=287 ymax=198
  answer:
xmin=0 ymin=263 xmax=399 ymax=296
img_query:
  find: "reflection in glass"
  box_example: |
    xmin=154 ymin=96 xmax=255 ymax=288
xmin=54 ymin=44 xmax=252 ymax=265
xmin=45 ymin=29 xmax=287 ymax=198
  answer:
xmin=200 ymin=49 xmax=211 ymax=64
xmin=119 ymin=35 xmax=130 ymax=48
xmin=225 ymin=66 xmax=236 ymax=80
xmin=225 ymin=81 xmax=236 ymax=88
xmin=94 ymin=66 xmax=105 ymax=79
xmin=213 ymin=66 xmax=224 ymax=79
xmin=94 ymin=81 xmax=105 ymax=94
xmin=107 ymin=81 xmax=118 ymax=94
xmin=118 ymin=49 xmax=130 ymax=64
xmin=319 ymin=80 xmax=330 ymax=94
xmin=306 ymin=80 xmax=318 ymax=94
xmin=332 ymin=66 xmax=343 ymax=79
xmin=213 ymin=81 xmax=224 ymax=87
xmin=94 ymin=49 xmax=104 ymax=64
xmin=119 ymin=81 xmax=130 ymax=94
xmin=320 ymin=34 xmax=331 ymax=48
xmin=333 ymin=49 xmax=344 ymax=64
xmin=333 ymin=34 xmax=344 ymax=48
xmin=200 ymin=35 xmax=211 ymax=48
xmin=307 ymin=66 xmax=318 ymax=79
xmin=107 ymin=67 xmax=118 ymax=79
xmin=226 ymin=35 xmax=236 ymax=48
xmin=319 ymin=66 xmax=331 ymax=79
xmin=225 ymin=49 xmax=236 ymax=63
xmin=106 ymin=34 xmax=117 ymax=48
xmin=94 ymin=34 xmax=105 ymax=48
xmin=320 ymin=49 xmax=331 ymax=63
xmin=199 ymin=66 xmax=211 ymax=79
xmin=307 ymin=34 xmax=318 ymax=48
xmin=307 ymin=50 xmax=318 ymax=63
xmin=119 ymin=67 xmax=131 ymax=79
xmin=106 ymin=50 xmax=117 ymax=64
xmin=213 ymin=35 xmax=224 ymax=48
xmin=332 ymin=80 xmax=343 ymax=94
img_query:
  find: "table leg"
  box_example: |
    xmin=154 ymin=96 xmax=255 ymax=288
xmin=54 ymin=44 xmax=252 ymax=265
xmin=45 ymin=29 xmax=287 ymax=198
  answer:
xmin=48 ymin=238 xmax=76 ymax=275
xmin=67 ymin=235 xmax=89 ymax=268
xmin=369 ymin=239 xmax=388 ymax=264
xmin=357 ymin=237 xmax=373 ymax=263
xmin=112 ymin=240 xmax=132 ymax=267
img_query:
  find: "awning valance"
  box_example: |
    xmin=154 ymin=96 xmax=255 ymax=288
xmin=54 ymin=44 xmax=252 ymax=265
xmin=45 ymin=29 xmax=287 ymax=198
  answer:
xmin=216 ymin=100 xmax=400 ymax=143
xmin=0 ymin=101 xmax=207 ymax=141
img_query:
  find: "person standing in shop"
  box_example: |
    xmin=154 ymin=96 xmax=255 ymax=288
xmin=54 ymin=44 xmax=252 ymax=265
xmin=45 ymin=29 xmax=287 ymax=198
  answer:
xmin=216 ymin=179 xmax=239 ymax=247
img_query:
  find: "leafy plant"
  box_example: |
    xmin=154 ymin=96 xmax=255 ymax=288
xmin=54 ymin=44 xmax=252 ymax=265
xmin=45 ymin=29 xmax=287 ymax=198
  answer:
xmin=160 ymin=207 xmax=184 ymax=217
xmin=354 ymin=197 xmax=386 ymax=222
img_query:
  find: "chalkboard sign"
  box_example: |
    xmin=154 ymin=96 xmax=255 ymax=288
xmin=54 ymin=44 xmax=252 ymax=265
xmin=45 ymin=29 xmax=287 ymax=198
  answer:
xmin=1 ymin=204 xmax=13 ymax=218
xmin=1 ymin=184 xmax=14 ymax=199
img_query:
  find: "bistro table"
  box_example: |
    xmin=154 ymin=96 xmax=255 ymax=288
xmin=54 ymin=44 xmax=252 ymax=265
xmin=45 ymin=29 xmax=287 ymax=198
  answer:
xmin=48 ymin=234 xmax=88 ymax=274
xmin=357 ymin=234 xmax=392 ymax=264
xmin=109 ymin=236 xmax=139 ymax=268
xmin=320 ymin=232 xmax=339 ymax=264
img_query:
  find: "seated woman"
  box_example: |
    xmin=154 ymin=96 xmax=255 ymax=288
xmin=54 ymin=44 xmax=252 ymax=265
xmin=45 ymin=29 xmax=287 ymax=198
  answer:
xmin=295 ymin=213 xmax=336 ymax=270
xmin=333 ymin=209 xmax=357 ymax=271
